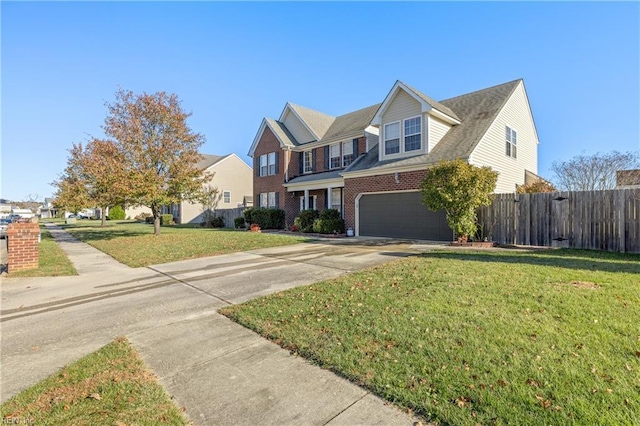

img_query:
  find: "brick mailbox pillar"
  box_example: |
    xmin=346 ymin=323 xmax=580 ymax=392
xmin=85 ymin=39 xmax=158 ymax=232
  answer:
xmin=7 ymin=222 xmax=40 ymax=273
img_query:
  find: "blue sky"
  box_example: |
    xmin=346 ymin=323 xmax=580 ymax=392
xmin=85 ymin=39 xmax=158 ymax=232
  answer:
xmin=2 ymin=2 xmax=639 ymax=202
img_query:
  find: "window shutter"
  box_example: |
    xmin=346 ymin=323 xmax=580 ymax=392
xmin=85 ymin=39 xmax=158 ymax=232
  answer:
xmin=299 ymin=152 xmax=304 ymax=174
xmin=275 ymin=191 xmax=280 ymax=208
xmin=353 ymin=138 xmax=359 ymax=157
xmin=312 ymin=149 xmax=317 ymax=172
xmin=255 ymin=157 xmax=259 ymax=177
xmin=274 ymin=151 xmax=279 ymax=174
xmin=324 ymin=146 xmax=329 ymax=170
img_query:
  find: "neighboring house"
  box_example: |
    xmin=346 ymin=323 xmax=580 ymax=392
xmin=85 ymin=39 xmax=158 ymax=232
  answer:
xmin=616 ymin=169 xmax=640 ymax=188
xmin=163 ymin=153 xmax=253 ymax=224
xmin=39 ymin=197 xmax=58 ymax=219
xmin=11 ymin=208 xmax=35 ymax=219
xmin=0 ymin=204 xmax=11 ymax=219
xmin=249 ymin=79 xmax=539 ymax=240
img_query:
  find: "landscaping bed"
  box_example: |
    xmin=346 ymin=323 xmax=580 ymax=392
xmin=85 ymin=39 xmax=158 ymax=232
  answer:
xmin=221 ymin=249 xmax=640 ymax=425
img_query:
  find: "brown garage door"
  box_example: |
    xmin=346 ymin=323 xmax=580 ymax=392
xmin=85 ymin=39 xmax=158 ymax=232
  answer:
xmin=358 ymin=192 xmax=453 ymax=240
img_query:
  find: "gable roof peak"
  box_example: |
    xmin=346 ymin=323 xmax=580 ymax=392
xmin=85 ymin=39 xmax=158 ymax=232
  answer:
xmin=280 ymin=102 xmax=335 ymax=140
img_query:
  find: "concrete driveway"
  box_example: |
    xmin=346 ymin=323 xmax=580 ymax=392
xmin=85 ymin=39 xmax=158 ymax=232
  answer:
xmin=1 ymin=230 xmax=437 ymax=425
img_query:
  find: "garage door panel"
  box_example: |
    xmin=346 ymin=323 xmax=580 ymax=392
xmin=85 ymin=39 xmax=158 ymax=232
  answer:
xmin=359 ymin=192 xmax=452 ymax=241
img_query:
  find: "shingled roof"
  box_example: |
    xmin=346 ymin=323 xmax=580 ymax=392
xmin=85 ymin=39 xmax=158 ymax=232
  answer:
xmin=287 ymin=103 xmax=335 ymax=140
xmin=197 ymin=154 xmax=227 ymax=169
xmin=345 ymin=79 xmax=522 ymax=174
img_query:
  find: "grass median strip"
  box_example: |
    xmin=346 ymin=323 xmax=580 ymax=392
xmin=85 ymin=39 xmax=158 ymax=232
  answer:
xmin=0 ymin=337 xmax=187 ymax=425
xmin=221 ymin=249 xmax=640 ymax=425
xmin=64 ymin=220 xmax=308 ymax=267
xmin=9 ymin=227 xmax=77 ymax=277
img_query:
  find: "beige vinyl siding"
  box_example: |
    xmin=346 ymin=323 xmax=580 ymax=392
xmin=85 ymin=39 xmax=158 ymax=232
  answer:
xmin=366 ymin=131 xmax=379 ymax=151
xmin=428 ymin=115 xmax=452 ymax=151
xmin=380 ymin=90 xmax=424 ymax=159
xmin=282 ymin=110 xmax=315 ymax=143
xmin=469 ymin=81 xmax=538 ymax=194
xmin=382 ymin=90 xmax=421 ymax=123
xmin=180 ymin=155 xmax=254 ymax=223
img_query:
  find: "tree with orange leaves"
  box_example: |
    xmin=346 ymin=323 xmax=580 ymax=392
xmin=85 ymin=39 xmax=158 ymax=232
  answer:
xmin=104 ymin=89 xmax=211 ymax=235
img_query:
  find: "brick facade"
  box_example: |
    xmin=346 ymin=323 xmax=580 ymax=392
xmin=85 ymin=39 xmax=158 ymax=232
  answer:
xmin=7 ymin=222 xmax=40 ymax=273
xmin=343 ymin=169 xmax=429 ymax=230
xmin=253 ymin=132 xmax=369 ymax=227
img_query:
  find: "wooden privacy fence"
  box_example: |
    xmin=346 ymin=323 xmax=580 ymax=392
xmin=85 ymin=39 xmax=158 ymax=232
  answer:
xmin=478 ymin=189 xmax=640 ymax=253
xmin=214 ymin=207 xmax=246 ymax=228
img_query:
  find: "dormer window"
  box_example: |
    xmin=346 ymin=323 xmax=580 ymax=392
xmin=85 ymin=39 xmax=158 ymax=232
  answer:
xmin=384 ymin=122 xmax=400 ymax=155
xmin=383 ymin=116 xmax=422 ymax=157
xmin=404 ymin=116 xmax=421 ymax=152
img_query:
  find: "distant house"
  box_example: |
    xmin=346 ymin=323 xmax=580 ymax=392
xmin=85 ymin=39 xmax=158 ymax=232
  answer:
xmin=39 ymin=197 xmax=58 ymax=219
xmin=616 ymin=169 xmax=640 ymax=188
xmin=0 ymin=204 xmax=11 ymax=219
xmin=162 ymin=153 xmax=253 ymax=224
xmin=249 ymin=79 xmax=539 ymax=240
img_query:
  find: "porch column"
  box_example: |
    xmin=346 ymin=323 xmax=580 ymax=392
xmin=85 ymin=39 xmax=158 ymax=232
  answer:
xmin=327 ymin=187 xmax=332 ymax=209
xmin=304 ymin=189 xmax=309 ymax=210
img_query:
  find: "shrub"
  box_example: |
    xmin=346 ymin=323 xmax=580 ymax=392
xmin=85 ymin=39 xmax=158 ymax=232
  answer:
xmin=109 ymin=205 xmax=126 ymax=220
xmin=294 ymin=209 xmax=319 ymax=233
xmin=145 ymin=216 xmax=154 ymax=224
xmin=160 ymin=214 xmax=174 ymax=226
xmin=234 ymin=217 xmax=246 ymax=229
xmin=243 ymin=208 xmax=284 ymax=229
xmin=202 ymin=216 xmax=225 ymax=228
xmin=312 ymin=209 xmax=345 ymax=234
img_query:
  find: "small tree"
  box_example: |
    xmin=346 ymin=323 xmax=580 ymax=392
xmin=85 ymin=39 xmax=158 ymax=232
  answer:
xmin=104 ymin=89 xmax=211 ymax=235
xmin=420 ymin=160 xmax=498 ymax=240
xmin=199 ymin=184 xmax=221 ymax=227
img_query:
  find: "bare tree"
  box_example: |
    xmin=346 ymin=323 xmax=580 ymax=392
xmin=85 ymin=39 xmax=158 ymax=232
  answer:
xmin=199 ymin=184 xmax=221 ymax=227
xmin=551 ymin=151 xmax=639 ymax=191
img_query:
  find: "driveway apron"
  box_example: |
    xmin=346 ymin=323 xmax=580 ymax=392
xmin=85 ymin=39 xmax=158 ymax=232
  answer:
xmin=1 ymin=224 xmax=433 ymax=425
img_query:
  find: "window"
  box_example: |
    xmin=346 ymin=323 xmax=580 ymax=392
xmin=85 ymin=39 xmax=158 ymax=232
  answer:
xmin=260 ymin=154 xmax=268 ymax=176
xmin=268 ymin=152 xmax=276 ymax=175
xmin=404 ymin=116 xmax=421 ymax=152
xmin=223 ymin=191 xmax=231 ymax=204
xmin=303 ymin=150 xmax=313 ymax=173
xmin=329 ymin=144 xmax=341 ymax=169
xmin=268 ymin=192 xmax=276 ymax=208
xmin=384 ymin=122 xmax=400 ymax=155
xmin=260 ymin=193 xmax=268 ymax=208
xmin=331 ymin=188 xmax=342 ymax=212
xmin=342 ymin=141 xmax=354 ymax=167
xmin=506 ymin=126 xmax=517 ymax=159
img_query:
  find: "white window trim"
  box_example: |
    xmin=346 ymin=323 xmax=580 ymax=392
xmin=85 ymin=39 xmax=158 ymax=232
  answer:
xmin=259 ymin=154 xmax=268 ymax=177
xmin=260 ymin=193 xmax=268 ymax=208
xmin=268 ymin=152 xmax=276 ymax=175
xmin=506 ymin=126 xmax=517 ymax=159
xmin=381 ymin=115 xmax=425 ymax=160
xmin=383 ymin=120 xmax=401 ymax=156
xmin=303 ymin=150 xmax=313 ymax=174
xmin=403 ymin=115 xmax=422 ymax=152
xmin=268 ymin=192 xmax=276 ymax=208
xmin=329 ymin=143 xmax=341 ymax=169
xmin=342 ymin=141 xmax=354 ymax=168
xmin=223 ymin=190 xmax=231 ymax=204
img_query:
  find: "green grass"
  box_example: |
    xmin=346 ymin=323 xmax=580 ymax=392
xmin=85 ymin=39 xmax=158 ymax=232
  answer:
xmin=0 ymin=337 xmax=187 ymax=425
xmin=221 ymin=249 xmax=640 ymax=425
xmin=9 ymin=227 xmax=78 ymax=277
xmin=63 ymin=220 xmax=308 ymax=267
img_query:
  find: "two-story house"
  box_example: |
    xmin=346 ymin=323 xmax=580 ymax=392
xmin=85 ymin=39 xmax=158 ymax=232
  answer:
xmin=249 ymin=79 xmax=539 ymax=240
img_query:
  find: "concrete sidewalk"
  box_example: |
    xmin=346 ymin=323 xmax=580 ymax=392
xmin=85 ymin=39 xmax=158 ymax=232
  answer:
xmin=1 ymin=224 xmax=425 ymax=425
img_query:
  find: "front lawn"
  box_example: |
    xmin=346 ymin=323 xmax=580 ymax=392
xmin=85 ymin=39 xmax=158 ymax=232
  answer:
xmin=0 ymin=337 xmax=187 ymax=425
xmin=63 ymin=220 xmax=308 ymax=267
xmin=221 ymin=249 xmax=640 ymax=425
xmin=9 ymin=228 xmax=77 ymax=277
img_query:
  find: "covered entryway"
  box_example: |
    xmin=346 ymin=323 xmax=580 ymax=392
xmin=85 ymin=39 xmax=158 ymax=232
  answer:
xmin=357 ymin=191 xmax=453 ymax=240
